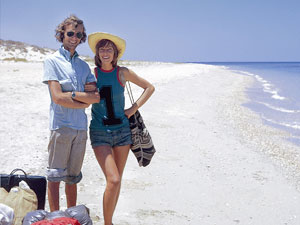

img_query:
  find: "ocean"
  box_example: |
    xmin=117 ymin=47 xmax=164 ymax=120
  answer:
xmin=200 ymin=62 xmax=300 ymax=146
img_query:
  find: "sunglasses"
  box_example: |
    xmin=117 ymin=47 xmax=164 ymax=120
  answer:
xmin=66 ymin=31 xmax=83 ymax=39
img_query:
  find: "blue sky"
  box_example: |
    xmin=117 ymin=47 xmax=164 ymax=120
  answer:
xmin=0 ymin=0 xmax=299 ymax=62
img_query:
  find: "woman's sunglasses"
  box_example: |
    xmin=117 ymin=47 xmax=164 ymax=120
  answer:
xmin=66 ymin=31 xmax=83 ymax=39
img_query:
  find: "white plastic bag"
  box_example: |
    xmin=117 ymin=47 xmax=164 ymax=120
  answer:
xmin=0 ymin=203 xmax=14 ymax=225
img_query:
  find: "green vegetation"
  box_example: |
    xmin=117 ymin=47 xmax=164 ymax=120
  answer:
xmin=0 ymin=39 xmax=55 ymax=59
xmin=2 ymin=57 xmax=28 ymax=62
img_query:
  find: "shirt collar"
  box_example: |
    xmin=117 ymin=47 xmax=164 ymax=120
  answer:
xmin=59 ymin=45 xmax=79 ymax=61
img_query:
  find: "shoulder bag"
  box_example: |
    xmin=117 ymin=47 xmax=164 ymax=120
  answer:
xmin=126 ymin=82 xmax=156 ymax=167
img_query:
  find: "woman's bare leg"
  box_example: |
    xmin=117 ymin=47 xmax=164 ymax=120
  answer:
xmin=93 ymin=145 xmax=130 ymax=225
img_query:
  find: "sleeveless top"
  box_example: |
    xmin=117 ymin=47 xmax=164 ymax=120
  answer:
xmin=90 ymin=66 xmax=129 ymax=131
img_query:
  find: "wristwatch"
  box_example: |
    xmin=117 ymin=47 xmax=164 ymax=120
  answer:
xmin=71 ymin=91 xmax=76 ymax=99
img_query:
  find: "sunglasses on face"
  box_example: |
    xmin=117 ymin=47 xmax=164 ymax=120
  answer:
xmin=66 ymin=31 xmax=83 ymax=39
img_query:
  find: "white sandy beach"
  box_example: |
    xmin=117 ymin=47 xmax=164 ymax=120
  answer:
xmin=1 ymin=61 xmax=300 ymax=225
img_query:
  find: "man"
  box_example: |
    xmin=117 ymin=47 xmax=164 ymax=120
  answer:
xmin=43 ymin=15 xmax=99 ymax=211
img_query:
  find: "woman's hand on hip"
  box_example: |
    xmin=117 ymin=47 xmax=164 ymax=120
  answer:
xmin=125 ymin=105 xmax=137 ymax=118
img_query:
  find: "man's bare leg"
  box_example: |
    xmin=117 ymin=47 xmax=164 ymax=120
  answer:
xmin=66 ymin=183 xmax=77 ymax=208
xmin=48 ymin=181 xmax=60 ymax=211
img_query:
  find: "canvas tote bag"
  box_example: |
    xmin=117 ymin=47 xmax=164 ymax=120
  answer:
xmin=126 ymin=82 xmax=156 ymax=167
xmin=1 ymin=181 xmax=37 ymax=225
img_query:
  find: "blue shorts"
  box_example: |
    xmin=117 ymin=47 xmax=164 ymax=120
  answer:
xmin=90 ymin=126 xmax=132 ymax=148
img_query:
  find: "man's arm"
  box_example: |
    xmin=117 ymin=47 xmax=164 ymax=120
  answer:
xmin=72 ymin=82 xmax=100 ymax=104
xmin=49 ymin=81 xmax=90 ymax=109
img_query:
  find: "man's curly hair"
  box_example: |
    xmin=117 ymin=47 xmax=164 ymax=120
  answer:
xmin=55 ymin=14 xmax=87 ymax=44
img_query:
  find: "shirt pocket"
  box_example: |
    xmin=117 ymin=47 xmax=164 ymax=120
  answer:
xmin=59 ymin=79 xmax=74 ymax=92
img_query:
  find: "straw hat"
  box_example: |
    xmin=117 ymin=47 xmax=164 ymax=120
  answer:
xmin=88 ymin=32 xmax=126 ymax=60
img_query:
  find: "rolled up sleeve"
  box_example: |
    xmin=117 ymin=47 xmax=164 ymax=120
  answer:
xmin=86 ymin=67 xmax=96 ymax=83
xmin=43 ymin=58 xmax=58 ymax=84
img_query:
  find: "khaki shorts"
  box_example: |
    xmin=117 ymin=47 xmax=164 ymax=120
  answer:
xmin=46 ymin=127 xmax=87 ymax=184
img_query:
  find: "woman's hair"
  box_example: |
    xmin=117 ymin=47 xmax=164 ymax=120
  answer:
xmin=55 ymin=14 xmax=87 ymax=44
xmin=94 ymin=39 xmax=119 ymax=68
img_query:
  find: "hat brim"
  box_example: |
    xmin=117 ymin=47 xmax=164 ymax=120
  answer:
xmin=88 ymin=32 xmax=126 ymax=60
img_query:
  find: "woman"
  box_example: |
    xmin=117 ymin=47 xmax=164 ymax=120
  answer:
xmin=86 ymin=32 xmax=155 ymax=225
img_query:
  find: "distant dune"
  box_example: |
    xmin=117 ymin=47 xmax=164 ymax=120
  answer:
xmin=0 ymin=40 xmax=158 ymax=66
xmin=0 ymin=39 xmax=93 ymax=62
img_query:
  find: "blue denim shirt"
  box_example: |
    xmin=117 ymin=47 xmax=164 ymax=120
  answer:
xmin=43 ymin=46 xmax=96 ymax=130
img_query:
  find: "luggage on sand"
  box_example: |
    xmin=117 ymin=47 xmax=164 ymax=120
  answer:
xmin=0 ymin=203 xmax=14 ymax=225
xmin=22 ymin=205 xmax=93 ymax=225
xmin=0 ymin=168 xmax=47 ymax=209
xmin=0 ymin=181 xmax=38 ymax=225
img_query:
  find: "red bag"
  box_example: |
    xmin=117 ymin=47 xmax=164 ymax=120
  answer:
xmin=32 ymin=217 xmax=81 ymax=225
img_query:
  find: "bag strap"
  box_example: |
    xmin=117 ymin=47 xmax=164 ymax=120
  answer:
xmin=10 ymin=168 xmax=27 ymax=176
xmin=8 ymin=168 xmax=28 ymax=186
xmin=125 ymin=81 xmax=135 ymax=105
xmin=125 ymin=82 xmax=145 ymax=167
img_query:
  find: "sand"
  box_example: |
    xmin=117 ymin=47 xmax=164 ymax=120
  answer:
xmin=1 ymin=61 xmax=300 ymax=225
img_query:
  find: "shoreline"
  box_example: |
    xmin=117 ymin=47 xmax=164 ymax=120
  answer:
xmin=203 ymin=62 xmax=300 ymax=149
xmin=1 ymin=61 xmax=300 ymax=224
xmin=217 ymin=67 xmax=300 ymax=191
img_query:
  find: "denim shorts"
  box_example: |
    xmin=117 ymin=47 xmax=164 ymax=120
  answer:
xmin=90 ymin=126 xmax=132 ymax=148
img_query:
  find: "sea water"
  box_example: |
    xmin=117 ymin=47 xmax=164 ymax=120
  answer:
xmin=201 ymin=62 xmax=300 ymax=146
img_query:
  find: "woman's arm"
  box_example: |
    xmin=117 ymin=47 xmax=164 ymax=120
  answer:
xmin=122 ymin=67 xmax=155 ymax=118
xmin=84 ymin=82 xmax=98 ymax=92
xmin=72 ymin=81 xmax=100 ymax=104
